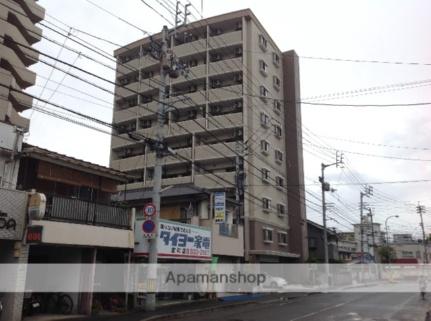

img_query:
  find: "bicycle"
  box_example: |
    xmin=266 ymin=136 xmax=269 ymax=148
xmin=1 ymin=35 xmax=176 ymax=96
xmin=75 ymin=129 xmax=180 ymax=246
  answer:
xmin=45 ymin=293 xmax=73 ymax=315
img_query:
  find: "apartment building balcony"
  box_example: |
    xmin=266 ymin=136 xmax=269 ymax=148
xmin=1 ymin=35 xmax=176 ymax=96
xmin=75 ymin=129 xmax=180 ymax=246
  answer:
xmin=212 ymin=223 xmax=244 ymax=257
xmin=3 ymin=0 xmax=43 ymax=44
xmin=0 ymin=43 xmax=36 ymax=88
xmin=20 ymin=0 xmax=46 ymax=23
xmin=194 ymin=141 xmax=237 ymax=161
xmin=113 ymin=101 xmax=157 ymax=124
xmin=209 ymin=57 xmax=242 ymax=77
xmin=208 ymin=30 xmax=242 ymax=50
xmin=28 ymin=195 xmax=133 ymax=249
xmin=170 ymin=63 xmax=206 ymax=86
xmin=169 ymin=90 xmax=207 ymax=109
xmin=116 ymin=54 xmax=159 ymax=75
xmin=194 ymin=171 xmax=235 ymax=189
xmin=208 ymin=84 xmax=242 ymax=102
xmin=173 ymin=38 xmax=206 ymax=58
xmin=115 ymin=74 xmax=160 ymax=100
xmin=9 ymin=87 xmax=33 ymax=111
xmin=2 ymin=22 xmax=40 ymax=65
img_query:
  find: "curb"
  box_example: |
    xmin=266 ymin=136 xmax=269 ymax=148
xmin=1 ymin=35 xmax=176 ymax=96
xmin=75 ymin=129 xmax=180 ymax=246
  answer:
xmin=140 ymin=299 xmax=257 ymax=321
xmin=140 ymin=293 xmax=317 ymax=321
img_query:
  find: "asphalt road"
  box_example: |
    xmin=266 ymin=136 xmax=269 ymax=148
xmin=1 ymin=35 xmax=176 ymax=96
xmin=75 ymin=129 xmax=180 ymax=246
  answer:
xmin=171 ymin=292 xmax=430 ymax=321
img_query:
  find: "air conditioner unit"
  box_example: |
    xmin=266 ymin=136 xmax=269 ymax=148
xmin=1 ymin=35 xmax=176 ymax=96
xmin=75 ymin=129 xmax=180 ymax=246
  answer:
xmin=235 ymin=101 xmax=243 ymax=108
xmin=236 ymin=21 xmax=242 ymax=30
xmin=235 ymin=128 xmax=243 ymax=137
xmin=235 ymin=74 xmax=243 ymax=83
xmin=214 ymin=28 xmax=223 ymax=35
xmin=212 ymin=80 xmax=222 ymax=88
xmin=190 ymin=59 xmax=198 ymax=67
xmin=212 ymin=53 xmax=222 ymax=61
xmin=213 ymin=105 xmax=222 ymax=113
xmin=189 ymin=85 xmax=197 ymax=93
xmin=235 ymin=47 xmax=243 ymax=57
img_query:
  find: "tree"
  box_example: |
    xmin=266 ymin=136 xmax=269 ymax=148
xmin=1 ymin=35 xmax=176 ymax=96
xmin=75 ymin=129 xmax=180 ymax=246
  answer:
xmin=378 ymin=245 xmax=396 ymax=263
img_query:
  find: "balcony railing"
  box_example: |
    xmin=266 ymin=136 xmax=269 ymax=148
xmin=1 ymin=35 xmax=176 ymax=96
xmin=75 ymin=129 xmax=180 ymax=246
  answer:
xmin=218 ymin=223 xmax=239 ymax=238
xmin=45 ymin=196 xmax=130 ymax=230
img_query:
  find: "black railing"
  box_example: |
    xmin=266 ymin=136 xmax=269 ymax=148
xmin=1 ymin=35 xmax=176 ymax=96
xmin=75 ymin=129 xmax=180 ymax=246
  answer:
xmin=45 ymin=196 xmax=130 ymax=229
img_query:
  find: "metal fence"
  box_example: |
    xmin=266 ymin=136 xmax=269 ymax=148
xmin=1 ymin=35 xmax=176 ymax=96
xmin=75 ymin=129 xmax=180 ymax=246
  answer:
xmin=45 ymin=196 xmax=130 ymax=229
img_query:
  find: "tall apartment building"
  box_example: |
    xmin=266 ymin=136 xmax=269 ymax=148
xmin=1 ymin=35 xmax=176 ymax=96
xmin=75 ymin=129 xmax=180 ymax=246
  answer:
xmin=0 ymin=2 xmax=45 ymax=320
xmin=110 ymin=9 xmax=307 ymax=262
xmin=0 ymin=0 xmax=45 ymax=188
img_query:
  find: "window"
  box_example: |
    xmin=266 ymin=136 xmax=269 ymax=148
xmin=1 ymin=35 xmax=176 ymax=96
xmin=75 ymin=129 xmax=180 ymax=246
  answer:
xmin=140 ymin=119 xmax=152 ymax=129
xmin=273 ymin=100 xmax=282 ymax=114
xmin=259 ymin=34 xmax=268 ymax=51
xmin=259 ymin=60 xmax=268 ymax=75
xmin=260 ymin=85 xmax=269 ymax=101
xmin=273 ymin=76 xmax=281 ymax=90
xmin=260 ymin=112 xmax=270 ymax=128
xmin=278 ymin=232 xmax=287 ymax=245
xmin=277 ymin=204 xmax=286 ymax=216
xmin=275 ymin=176 xmax=284 ymax=189
xmin=275 ymin=149 xmax=283 ymax=163
xmin=262 ymin=197 xmax=271 ymax=211
xmin=260 ymin=140 xmax=270 ymax=154
xmin=273 ymin=124 xmax=282 ymax=138
xmin=263 ymin=228 xmax=273 ymax=242
xmin=401 ymin=251 xmax=414 ymax=258
xmin=261 ymin=168 xmax=270 ymax=182
xmin=273 ymin=52 xmax=280 ymax=66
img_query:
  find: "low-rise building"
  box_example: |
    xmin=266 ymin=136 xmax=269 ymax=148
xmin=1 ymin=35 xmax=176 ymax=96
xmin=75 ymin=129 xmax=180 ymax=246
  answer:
xmin=17 ymin=144 xmax=134 ymax=316
xmin=307 ymin=220 xmax=338 ymax=262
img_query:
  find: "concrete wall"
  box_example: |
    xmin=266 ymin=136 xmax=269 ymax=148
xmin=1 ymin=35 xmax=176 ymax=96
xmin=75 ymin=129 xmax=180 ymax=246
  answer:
xmin=0 ymin=240 xmax=29 ymax=321
xmin=282 ymin=51 xmax=308 ymax=261
xmin=29 ymin=220 xmax=134 ymax=249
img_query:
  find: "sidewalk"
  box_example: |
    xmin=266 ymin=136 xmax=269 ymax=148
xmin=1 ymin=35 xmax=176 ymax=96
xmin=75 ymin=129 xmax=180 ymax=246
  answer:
xmin=57 ymin=293 xmax=311 ymax=321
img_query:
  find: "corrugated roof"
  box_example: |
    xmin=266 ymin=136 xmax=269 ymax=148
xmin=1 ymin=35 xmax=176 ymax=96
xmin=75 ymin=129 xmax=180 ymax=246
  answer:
xmin=21 ymin=144 xmax=130 ymax=182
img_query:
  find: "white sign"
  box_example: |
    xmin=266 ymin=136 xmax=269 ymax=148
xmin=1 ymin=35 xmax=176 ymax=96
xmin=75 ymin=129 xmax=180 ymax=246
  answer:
xmin=0 ymin=188 xmax=28 ymax=240
xmin=134 ymin=219 xmax=212 ymax=260
xmin=214 ymin=192 xmax=226 ymax=224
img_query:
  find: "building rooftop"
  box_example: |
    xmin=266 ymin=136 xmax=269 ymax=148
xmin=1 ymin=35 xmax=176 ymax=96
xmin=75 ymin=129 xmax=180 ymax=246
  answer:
xmin=21 ymin=144 xmax=130 ymax=182
xmin=114 ymin=8 xmax=283 ymax=56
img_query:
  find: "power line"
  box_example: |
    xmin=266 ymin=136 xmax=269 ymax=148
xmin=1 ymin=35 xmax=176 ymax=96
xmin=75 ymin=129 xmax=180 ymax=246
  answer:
xmin=85 ymin=0 xmax=151 ymax=35
xmin=317 ymin=135 xmax=431 ymax=152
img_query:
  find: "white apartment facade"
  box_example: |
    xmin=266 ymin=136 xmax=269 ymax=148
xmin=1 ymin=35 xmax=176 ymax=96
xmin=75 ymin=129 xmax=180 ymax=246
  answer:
xmin=110 ymin=9 xmax=306 ymax=262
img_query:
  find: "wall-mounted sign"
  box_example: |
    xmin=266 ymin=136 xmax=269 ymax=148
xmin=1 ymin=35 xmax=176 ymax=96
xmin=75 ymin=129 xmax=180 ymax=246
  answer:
xmin=214 ymin=192 xmax=226 ymax=224
xmin=26 ymin=225 xmax=43 ymax=244
xmin=134 ymin=219 xmax=212 ymax=260
xmin=28 ymin=193 xmax=46 ymax=220
xmin=0 ymin=188 xmax=27 ymax=240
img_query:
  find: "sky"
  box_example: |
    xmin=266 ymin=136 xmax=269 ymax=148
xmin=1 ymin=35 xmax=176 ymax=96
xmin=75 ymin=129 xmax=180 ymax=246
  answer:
xmin=21 ymin=0 xmax=431 ymax=237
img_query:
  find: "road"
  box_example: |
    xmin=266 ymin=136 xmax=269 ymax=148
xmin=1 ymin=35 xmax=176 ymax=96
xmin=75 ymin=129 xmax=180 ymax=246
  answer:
xmin=171 ymin=292 xmax=430 ymax=321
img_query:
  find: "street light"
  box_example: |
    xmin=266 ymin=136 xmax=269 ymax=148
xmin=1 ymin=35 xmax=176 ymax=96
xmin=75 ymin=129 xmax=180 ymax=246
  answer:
xmin=385 ymin=215 xmax=399 ymax=244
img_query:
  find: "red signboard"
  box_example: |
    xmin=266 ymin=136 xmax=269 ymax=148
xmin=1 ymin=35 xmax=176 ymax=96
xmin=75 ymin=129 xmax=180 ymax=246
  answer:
xmin=26 ymin=226 xmax=43 ymax=244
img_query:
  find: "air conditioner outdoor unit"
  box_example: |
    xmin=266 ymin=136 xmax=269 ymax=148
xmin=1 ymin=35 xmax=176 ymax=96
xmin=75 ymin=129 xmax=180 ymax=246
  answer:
xmin=235 ymin=47 xmax=243 ymax=56
xmin=236 ymin=21 xmax=242 ymax=30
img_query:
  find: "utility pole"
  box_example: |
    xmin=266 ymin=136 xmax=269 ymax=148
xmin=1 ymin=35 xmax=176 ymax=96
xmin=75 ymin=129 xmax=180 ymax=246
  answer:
xmin=368 ymin=208 xmax=376 ymax=258
xmin=235 ymin=141 xmax=245 ymax=224
xmin=359 ymin=185 xmax=373 ymax=262
xmin=146 ymin=25 xmax=169 ymax=312
xmin=319 ymin=151 xmax=344 ymax=265
xmin=417 ymin=203 xmax=428 ymax=264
